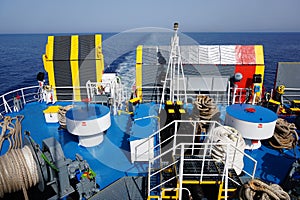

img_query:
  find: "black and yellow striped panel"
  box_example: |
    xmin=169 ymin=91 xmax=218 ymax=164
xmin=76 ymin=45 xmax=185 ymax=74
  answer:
xmin=42 ymin=34 xmax=104 ymax=101
xmin=53 ymin=36 xmax=73 ymax=100
xmin=70 ymin=35 xmax=81 ymax=101
xmin=42 ymin=36 xmax=57 ymax=100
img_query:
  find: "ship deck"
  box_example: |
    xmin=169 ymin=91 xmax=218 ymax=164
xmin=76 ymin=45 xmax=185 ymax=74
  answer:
xmin=1 ymin=100 xmax=300 ymax=193
xmin=2 ymin=101 xmax=159 ymax=190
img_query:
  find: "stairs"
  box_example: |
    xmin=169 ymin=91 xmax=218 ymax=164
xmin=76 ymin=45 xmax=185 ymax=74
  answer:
xmin=140 ymin=120 xmax=257 ymax=200
xmin=215 ymin=162 xmax=243 ymax=199
xmin=177 ymin=155 xmax=221 ymax=182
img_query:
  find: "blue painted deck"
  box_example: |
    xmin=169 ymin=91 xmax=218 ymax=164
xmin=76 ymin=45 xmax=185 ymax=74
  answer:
xmin=244 ymin=141 xmax=299 ymax=185
xmin=2 ymin=101 xmax=158 ymax=190
xmin=1 ymin=101 xmax=299 ymax=190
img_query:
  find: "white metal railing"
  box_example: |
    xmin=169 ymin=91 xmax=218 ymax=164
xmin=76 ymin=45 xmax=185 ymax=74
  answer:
xmin=137 ymin=85 xmax=231 ymax=106
xmin=231 ymin=87 xmax=254 ymax=104
xmin=0 ymin=85 xmax=90 ymax=115
xmin=0 ymin=86 xmax=39 ymax=115
xmin=137 ymin=120 xmax=257 ymax=199
xmin=281 ymin=87 xmax=300 ymax=104
xmin=86 ymin=78 xmax=127 ymax=115
xmin=148 ymin=142 xmax=233 ymax=199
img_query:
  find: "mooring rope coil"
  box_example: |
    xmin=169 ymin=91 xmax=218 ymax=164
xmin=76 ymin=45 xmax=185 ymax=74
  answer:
xmin=0 ymin=115 xmax=24 ymax=154
xmin=0 ymin=115 xmax=38 ymax=199
xmin=239 ymin=179 xmax=290 ymax=200
xmin=0 ymin=146 xmax=39 ymax=200
xmin=58 ymin=105 xmax=73 ymax=128
xmin=209 ymin=126 xmax=246 ymax=175
xmin=194 ymin=95 xmax=220 ymax=120
xmin=269 ymin=118 xmax=299 ymax=150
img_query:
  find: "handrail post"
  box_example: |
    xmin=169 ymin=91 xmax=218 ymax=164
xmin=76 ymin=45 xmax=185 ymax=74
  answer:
xmin=227 ymin=81 xmax=230 ymax=105
xmin=21 ymin=89 xmax=26 ymax=105
xmin=178 ymin=144 xmax=184 ymax=200
xmin=173 ymin=121 xmax=178 ymax=156
xmin=2 ymin=96 xmax=8 ymax=113
xmin=148 ymin=136 xmax=151 ymax=162
xmin=200 ymin=143 xmax=207 ymax=182
xmin=192 ymin=121 xmax=196 ymax=155
xmin=148 ymin=159 xmax=151 ymax=197
xmin=2 ymin=96 xmax=11 ymax=113
xmin=232 ymin=87 xmax=236 ymax=104
xmin=252 ymin=161 xmax=257 ymax=179
xmin=224 ymin=144 xmax=229 ymax=200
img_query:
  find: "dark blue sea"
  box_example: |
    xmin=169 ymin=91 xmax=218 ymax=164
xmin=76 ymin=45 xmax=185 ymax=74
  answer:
xmin=0 ymin=32 xmax=300 ymax=95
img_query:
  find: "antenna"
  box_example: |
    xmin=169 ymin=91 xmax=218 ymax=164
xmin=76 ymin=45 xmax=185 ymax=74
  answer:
xmin=159 ymin=23 xmax=187 ymax=112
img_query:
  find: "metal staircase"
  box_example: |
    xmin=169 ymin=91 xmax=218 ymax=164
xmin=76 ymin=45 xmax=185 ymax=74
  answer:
xmin=133 ymin=120 xmax=257 ymax=200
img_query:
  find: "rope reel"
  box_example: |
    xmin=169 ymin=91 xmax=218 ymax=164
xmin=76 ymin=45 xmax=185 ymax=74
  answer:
xmin=1 ymin=111 xmax=98 ymax=199
xmin=0 ymin=116 xmax=39 ymax=200
xmin=0 ymin=146 xmax=39 ymax=200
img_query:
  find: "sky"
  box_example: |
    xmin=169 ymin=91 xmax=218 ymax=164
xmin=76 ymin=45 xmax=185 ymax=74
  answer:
xmin=0 ymin=0 xmax=300 ymax=34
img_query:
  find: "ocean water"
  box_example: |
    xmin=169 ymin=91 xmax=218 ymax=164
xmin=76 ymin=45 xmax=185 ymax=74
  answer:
xmin=0 ymin=32 xmax=300 ymax=95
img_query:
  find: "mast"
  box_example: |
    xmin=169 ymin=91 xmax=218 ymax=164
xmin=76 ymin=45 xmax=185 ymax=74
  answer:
xmin=159 ymin=23 xmax=187 ymax=112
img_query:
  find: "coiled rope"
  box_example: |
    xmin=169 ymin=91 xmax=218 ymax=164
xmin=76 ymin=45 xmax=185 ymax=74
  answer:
xmin=0 ymin=146 xmax=39 ymax=200
xmin=194 ymin=95 xmax=220 ymax=120
xmin=0 ymin=115 xmax=24 ymax=154
xmin=0 ymin=115 xmax=39 ymax=199
xmin=58 ymin=105 xmax=73 ymax=129
xmin=193 ymin=95 xmax=220 ymax=135
xmin=269 ymin=118 xmax=299 ymax=150
xmin=239 ymin=179 xmax=290 ymax=200
xmin=209 ymin=126 xmax=246 ymax=175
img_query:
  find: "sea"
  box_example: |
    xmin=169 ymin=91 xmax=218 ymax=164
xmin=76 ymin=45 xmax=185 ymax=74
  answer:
xmin=0 ymin=32 xmax=300 ymax=95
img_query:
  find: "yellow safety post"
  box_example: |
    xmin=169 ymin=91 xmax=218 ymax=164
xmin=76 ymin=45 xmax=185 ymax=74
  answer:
xmin=43 ymin=36 xmax=57 ymax=101
xmin=95 ymin=34 xmax=104 ymax=82
xmin=70 ymin=35 xmax=81 ymax=101
xmin=136 ymin=45 xmax=143 ymax=100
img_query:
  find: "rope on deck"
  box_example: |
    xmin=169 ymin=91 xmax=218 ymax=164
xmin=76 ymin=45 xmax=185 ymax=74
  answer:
xmin=209 ymin=126 xmax=246 ymax=175
xmin=239 ymin=179 xmax=290 ymax=200
xmin=194 ymin=95 xmax=220 ymax=120
xmin=269 ymin=118 xmax=299 ymax=150
xmin=0 ymin=115 xmax=24 ymax=154
xmin=0 ymin=115 xmax=39 ymax=199
xmin=58 ymin=105 xmax=73 ymax=129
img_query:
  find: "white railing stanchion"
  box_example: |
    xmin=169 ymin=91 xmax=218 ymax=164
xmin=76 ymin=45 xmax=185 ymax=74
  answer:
xmin=178 ymin=144 xmax=185 ymax=200
xmin=148 ymin=160 xmax=151 ymax=197
xmin=21 ymin=89 xmax=26 ymax=105
xmin=192 ymin=121 xmax=196 ymax=155
xmin=173 ymin=121 xmax=178 ymax=156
